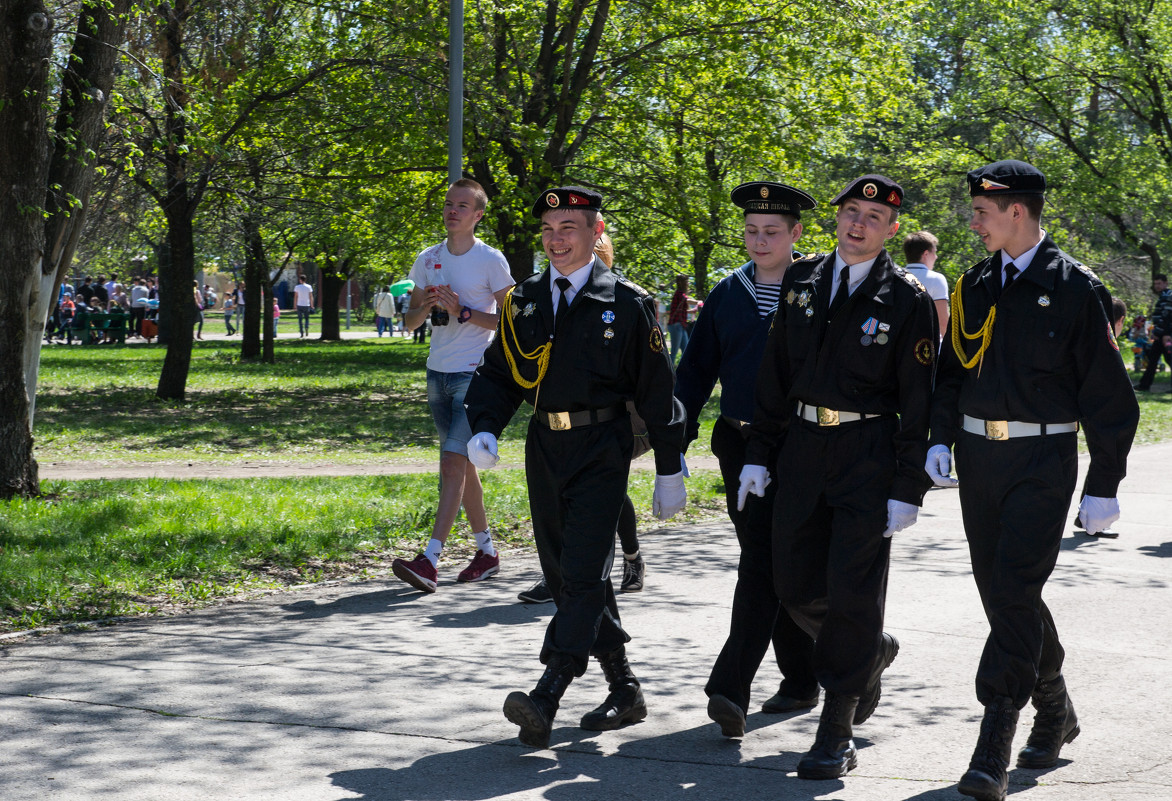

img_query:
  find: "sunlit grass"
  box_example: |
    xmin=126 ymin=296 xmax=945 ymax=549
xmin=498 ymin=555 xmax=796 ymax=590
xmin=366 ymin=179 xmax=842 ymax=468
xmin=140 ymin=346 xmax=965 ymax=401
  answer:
xmin=0 ymin=470 xmax=728 ymax=632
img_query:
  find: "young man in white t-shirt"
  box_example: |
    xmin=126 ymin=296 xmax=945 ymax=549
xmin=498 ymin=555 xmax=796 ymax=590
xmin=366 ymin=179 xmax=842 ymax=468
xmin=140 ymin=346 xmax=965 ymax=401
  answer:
xmin=902 ymin=230 xmax=950 ymax=341
xmin=292 ymin=275 xmax=314 ymax=337
xmin=393 ymin=178 xmax=515 ymax=592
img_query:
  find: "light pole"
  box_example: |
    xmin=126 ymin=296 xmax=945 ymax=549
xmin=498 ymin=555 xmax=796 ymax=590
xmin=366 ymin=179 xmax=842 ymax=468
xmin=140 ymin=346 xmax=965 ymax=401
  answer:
xmin=448 ymin=0 xmax=464 ymax=183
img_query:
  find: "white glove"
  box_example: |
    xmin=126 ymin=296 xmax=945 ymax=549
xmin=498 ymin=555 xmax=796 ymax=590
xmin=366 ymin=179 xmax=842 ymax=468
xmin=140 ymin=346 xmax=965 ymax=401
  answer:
xmin=652 ymin=471 xmax=687 ymax=520
xmin=466 ymin=432 xmax=499 ymax=470
xmin=882 ymin=499 xmax=919 ymax=538
xmin=737 ymin=464 xmax=771 ymax=511
xmin=1078 ymin=495 xmax=1120 ymax=535
xmin=680 ymin=453 xmax=691 ymax=478
xmin=925 ymin=444 xmax=959 ymax=487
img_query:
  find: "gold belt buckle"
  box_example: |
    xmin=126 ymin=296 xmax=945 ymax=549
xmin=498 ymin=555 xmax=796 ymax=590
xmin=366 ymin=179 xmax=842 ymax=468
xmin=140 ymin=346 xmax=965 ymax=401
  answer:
xmin=984 ymin=420 xmax=1009 ymax=440
xmin=817 ymin=407 xmax=840 ymax=426
xmin=547 ymin=411 xmax=572 ymax=431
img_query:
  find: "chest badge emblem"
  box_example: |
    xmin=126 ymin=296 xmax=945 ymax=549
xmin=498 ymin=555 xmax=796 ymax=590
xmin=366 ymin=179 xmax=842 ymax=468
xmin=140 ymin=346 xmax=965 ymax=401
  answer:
xmin=602 ymin=310 xmax=615 ymax=323
xmin=1038 ymin=295 xmax=1051 ymax=307
xmin=523 ymin=302 xmax=536 ymax=317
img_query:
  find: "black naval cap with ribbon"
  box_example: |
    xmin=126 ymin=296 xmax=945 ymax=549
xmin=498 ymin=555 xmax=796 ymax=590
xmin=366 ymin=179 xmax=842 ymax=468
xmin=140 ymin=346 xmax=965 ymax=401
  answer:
xmin=831 ymin=174 xmax=904 ymax=210
xmin=531 ymin=186 xmax=603 ymax=218
xmin=967 ymin=159 xmax=1047 ymax=196
xmin=730 ymin=181 xmax=817 ymax=218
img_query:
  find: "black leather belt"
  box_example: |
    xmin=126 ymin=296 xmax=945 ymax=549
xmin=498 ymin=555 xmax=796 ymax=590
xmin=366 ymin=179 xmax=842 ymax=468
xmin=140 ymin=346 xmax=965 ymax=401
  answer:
xmin=535 ymin=403 xmax=626 ymax=431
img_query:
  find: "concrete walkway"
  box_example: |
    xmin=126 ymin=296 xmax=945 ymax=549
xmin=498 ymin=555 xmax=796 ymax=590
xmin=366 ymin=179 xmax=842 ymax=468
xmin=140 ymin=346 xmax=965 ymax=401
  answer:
xmin=2 ymin=444 xmax=1170 ymax=800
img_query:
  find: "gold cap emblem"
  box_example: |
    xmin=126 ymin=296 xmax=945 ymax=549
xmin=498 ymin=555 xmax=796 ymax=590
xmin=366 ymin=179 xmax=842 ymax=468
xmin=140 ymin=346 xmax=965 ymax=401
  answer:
xmin=760 ymin=186 xmax=770 ymax=198
xmin=863 ymin=182 xmax=878 ymax=199
xmin=546 ymin=192 xmax=560 ymax=208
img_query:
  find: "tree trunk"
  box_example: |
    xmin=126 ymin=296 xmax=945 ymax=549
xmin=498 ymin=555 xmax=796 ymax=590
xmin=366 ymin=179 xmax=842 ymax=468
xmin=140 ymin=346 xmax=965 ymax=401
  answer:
xmin=154 ymin=0 xmax=196 ymax=401
xmin=320 ymin=263 xmax=343 ymax=340
xmin=0 ymin=0 xmax=54 ymax=498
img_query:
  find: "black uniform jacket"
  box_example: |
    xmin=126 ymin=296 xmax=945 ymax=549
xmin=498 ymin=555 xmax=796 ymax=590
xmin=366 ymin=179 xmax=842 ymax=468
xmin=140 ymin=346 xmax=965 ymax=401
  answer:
xmin=674 ymin=261 xmax=776 ymax=449
xmin=466 ymin=257 xmax=685 ymax=475
xmin=928 ymin=235 xmax=1139 ymax=498
xmin=745 ymin=249 xmax=937 ymax=506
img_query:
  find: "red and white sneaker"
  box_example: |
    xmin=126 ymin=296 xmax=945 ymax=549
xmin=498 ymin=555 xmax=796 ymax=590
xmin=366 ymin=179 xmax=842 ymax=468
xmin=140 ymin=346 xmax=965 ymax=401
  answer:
xmin=392 ymin=553 xmax=438 ymax=593
xmin=457 ymin=550 xmax=500 ymax=583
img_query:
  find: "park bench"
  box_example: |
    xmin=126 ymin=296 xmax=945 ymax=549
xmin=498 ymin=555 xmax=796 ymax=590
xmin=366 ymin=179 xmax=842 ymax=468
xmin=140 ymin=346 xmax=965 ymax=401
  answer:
xmin=77 ymin=312 xmax=129 ymax=345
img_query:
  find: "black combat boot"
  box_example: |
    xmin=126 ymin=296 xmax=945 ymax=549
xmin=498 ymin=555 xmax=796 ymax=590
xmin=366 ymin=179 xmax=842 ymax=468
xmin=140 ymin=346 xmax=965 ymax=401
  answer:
xmin=958 ymin=698 xmax=1019 ymax=801
xmin=1017 ymin=675 xmax=1080 ymax=768
xmin=855 ymin=632 xmax=900 ymax=724
xmin=797 ymin=691 xmax=859 ymax=780
xmin=503 ymin=654 xmax=576 ymax=748
xmin=579 ymin=646 xmax=648 ymax=731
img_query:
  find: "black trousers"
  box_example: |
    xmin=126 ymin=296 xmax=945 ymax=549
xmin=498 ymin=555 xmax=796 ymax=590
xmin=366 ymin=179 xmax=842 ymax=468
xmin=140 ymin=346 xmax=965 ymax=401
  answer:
xmin=955 ymin=431 xmax=1075 ymax=709
xmin=1136 ymin=336 xmax=1172 ymax=389
xmin=705 ymin=417 xmax=817 ymax=711
xmin=772 ymin=417 xmax=896 ymax=696
xmin=526 ymin=416 xmax=633 ymax=676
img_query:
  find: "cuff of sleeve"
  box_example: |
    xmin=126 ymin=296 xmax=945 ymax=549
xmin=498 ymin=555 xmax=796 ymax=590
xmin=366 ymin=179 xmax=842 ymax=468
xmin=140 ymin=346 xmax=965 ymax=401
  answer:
xmin=1083 ymin=470 xmax=1123 ymax=499
xmin=891 ymin=479 xmax=927 ymax=508
xmin=654 ymin=450 xmax=682 ymax=475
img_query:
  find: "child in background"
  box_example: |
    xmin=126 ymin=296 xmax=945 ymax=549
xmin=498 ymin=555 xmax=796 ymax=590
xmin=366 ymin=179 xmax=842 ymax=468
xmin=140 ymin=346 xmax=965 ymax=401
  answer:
xmin=1129 ymin=315 xmax=1148 ymax=372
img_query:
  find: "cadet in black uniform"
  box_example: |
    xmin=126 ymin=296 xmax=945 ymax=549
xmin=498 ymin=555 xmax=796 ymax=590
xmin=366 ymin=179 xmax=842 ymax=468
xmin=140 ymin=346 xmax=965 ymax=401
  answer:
xmin=740 ymin=174 xmax=937 ymax=780
xmin=925 ymin=161 xmax=1139 ymax=801
xmin=674 ymin=181 xmax=819 ymax=738
xmin=464 ymin=186 xmax=687 ymax=749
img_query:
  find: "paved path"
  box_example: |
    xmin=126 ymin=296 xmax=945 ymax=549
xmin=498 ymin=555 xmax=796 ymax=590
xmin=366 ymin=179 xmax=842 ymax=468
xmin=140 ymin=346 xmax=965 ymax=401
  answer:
xmin=3 ymin=443 xmax=1170 ymax=800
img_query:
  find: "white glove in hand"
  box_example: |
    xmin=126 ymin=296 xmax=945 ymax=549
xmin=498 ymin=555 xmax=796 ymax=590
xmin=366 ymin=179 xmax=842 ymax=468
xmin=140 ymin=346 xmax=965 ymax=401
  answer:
xmin=882 ymin=499 xmax=919 ymax=538
xmin=653 ymin=471 xmax=687 ymax=520
xmin=466 ymin=432 xmax=500 ymax=470
xmin=1078 ymin=495 xmax=1120 ymax=535
xmin=737 ymin=465 xmax=771 ymax=511
xmin=925 ymin=444 xmax=959 ymax=487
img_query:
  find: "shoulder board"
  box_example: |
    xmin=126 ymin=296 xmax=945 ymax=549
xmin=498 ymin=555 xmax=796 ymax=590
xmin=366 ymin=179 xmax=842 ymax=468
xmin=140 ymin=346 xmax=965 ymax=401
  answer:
xmin=894 ymin=267 xmax=926 ymax=293
xmin=616 ymin=277 xmax=650 ymax=297
xmin=791 ymin=253 xmax=823 ymax=265
xmin=1074 ymin=262 xmax=1099 ymax=282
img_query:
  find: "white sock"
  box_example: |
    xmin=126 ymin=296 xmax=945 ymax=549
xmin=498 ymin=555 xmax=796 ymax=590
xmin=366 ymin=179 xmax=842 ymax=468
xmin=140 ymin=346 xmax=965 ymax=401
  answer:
xmin=624 ymin=550 xmax=640 ymax=561
xmin=423 ymin=538 xmax=444 ymax=567
xmin=473 ymin=529 xmax=496 ymax=557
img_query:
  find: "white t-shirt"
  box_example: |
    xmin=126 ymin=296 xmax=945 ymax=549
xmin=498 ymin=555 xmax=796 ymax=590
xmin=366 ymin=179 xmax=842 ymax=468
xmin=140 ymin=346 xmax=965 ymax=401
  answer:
xmin=293 ymin=283 xmax=313 ymax=306
xmin=408 ymin=238 xmax=513 ymax=373
xmin=904 ymin=263 xmax=950 ymax=301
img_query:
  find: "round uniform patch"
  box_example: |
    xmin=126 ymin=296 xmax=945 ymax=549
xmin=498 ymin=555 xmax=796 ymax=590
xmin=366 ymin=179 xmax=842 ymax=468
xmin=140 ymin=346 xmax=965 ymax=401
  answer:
xmin=863 ymin=182 xmax=878 ymax=199
xmin=650 ymin=326 xmax=664 ymax=353
xmin=602 ymin=310 xmax=615 ymax=323
xmin=546 ymin=192 xmax=560 ymax=208
xmin=914 ymin=337 xmax=933 ymax=366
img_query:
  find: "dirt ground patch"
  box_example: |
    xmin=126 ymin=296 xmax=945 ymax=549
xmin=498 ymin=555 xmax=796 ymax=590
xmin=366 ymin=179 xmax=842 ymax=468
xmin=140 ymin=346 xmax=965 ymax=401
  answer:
xmin=38 ymin=455 xmax=719 ymax=481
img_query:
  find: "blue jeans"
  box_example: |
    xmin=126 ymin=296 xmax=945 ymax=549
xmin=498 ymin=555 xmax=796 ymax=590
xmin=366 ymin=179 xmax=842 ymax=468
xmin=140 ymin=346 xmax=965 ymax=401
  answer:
xmin=426 ymin=369 xmax=475 ymax=456
xmin=376 ymin=315 xmax=392 ymax=336
xmin=668 ymin=322 xmax=689 ymax=363
xmin=297 ymin=305 xmax=312 ymax=336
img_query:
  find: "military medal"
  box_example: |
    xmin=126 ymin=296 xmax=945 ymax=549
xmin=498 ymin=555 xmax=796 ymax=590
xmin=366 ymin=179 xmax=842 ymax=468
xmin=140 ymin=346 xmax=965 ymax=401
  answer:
xmin=786 ymin=290 xmax=797 ymax=305
xmin=523 ymin=302 xmax=536 ymax=317
xmin=876 ymin=333 xmax=889 ymax=345
xmin=602 ymin=310 xmax=615 ymax=323
xmin=805 ymin=308 xmax=814 ymax=318
xmin=878 ymin=322 xmax=890 ymax=332
xmin=861 ymin=317 xmax=878 ymax=336
xmin=798 ymin=290 xmax=810 ymax=307
xmin=604 ymin=328 xmax=615 ymax=339
xmin=861 ymin=335 xmax=873 ymax=346
xmin=1038 ymin=295 xmax=1051 ymax=307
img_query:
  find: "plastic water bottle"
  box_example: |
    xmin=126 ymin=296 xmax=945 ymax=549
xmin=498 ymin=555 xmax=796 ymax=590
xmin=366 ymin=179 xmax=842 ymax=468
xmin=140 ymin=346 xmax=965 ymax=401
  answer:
xmin=429 ymin=262 xmax=449 ymax=326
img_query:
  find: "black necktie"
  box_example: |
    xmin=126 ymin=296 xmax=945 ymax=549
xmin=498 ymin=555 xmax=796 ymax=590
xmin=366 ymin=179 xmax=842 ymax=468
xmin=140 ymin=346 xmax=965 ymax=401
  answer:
xmin=828 ymin=265 xmax=850 ymax=319
xmin=555 ymin=277 xmax=572 ymax=323
xmin=994 ymin=262 xmax=1017 ymax=302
